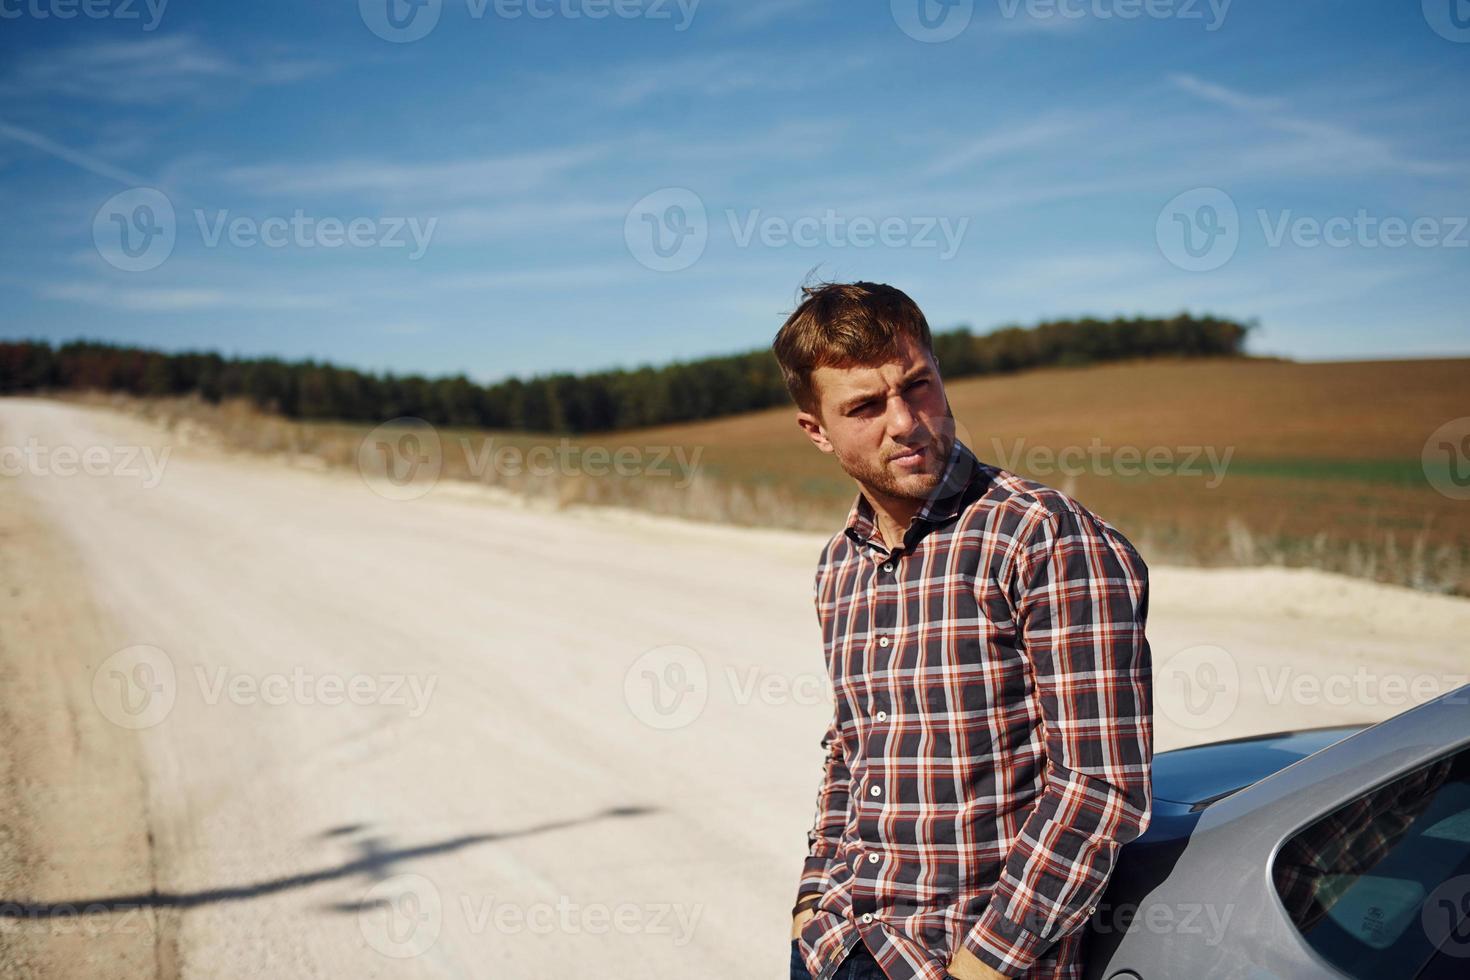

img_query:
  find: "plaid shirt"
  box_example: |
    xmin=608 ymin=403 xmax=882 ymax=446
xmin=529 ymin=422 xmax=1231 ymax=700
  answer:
xmin=795 ymin=438 xmax=1153 ymax=980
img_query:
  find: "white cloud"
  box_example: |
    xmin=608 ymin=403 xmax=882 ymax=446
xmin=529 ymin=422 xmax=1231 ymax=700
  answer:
xmin=1 ymin=35 xmax=334 ymax=106
xmin=1168 ymin=72 xmax=1462 ymax=178
xmin=38 ymin=280 xmax=338 ymax=312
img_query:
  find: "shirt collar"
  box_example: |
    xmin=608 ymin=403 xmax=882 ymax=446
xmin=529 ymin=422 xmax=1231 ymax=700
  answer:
xmin=842 ymin=438 xmax=984 ymax=550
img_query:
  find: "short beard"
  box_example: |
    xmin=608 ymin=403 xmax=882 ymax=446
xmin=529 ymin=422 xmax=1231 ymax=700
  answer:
xmin=834 ymin=425 xmax=955 ymax=503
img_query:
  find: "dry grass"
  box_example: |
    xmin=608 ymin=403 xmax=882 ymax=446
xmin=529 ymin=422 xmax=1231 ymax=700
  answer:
xmin=63 ymin=355 xmax=1470 ymax=595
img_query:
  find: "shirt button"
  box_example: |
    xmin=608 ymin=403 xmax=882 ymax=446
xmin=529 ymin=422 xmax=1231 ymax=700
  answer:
xmin=869 ymin=784 xmax=882 ymax=797
xmin=861 ymin=913 xmax=874 ymax=924
xmin=881 ymin=562 xmax=893 ymax=572
xmin=878 ymin=636 xmax=890 ymax=648
xmin=867 ymin=853 xmax=880 ymax=864
xmin=875 ymin=710 xmax=887 ymax=722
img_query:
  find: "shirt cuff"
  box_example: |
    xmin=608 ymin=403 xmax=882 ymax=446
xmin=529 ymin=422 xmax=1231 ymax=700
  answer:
xmin=796 ymin=853 xmax=833 ymax=901
xmin=961 ymin=900 xmax=1057 ymax=976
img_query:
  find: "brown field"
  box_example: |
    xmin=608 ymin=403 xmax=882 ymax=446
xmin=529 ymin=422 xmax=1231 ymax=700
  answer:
xmin=72 ymin=356 xmax=1470 ymax=593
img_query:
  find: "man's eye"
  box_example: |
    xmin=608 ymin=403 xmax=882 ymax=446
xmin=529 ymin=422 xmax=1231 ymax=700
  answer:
xmin=907 ymin=380 xmax=929 ymax=391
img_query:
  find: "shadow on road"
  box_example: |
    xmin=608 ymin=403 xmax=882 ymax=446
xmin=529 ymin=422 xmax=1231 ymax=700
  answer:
xmin=0 ymin=805 xmax=656 ymax=917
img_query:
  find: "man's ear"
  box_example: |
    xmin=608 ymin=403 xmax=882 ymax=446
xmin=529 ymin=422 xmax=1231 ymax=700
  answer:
xmin=795 ymin=410 xmax=834 ymax=454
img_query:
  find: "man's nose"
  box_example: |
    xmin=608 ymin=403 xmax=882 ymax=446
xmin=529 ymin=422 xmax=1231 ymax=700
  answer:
xmin=886 ymin=397 xmax=920 ymax=438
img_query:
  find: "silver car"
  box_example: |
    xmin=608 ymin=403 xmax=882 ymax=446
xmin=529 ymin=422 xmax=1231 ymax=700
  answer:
xmin=1084 ymin=684 xmax=1470 ymax=980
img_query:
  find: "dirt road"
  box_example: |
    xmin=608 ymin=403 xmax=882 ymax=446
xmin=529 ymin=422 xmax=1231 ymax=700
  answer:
xmin=2 ymin=397 xmax=1467 ymax=979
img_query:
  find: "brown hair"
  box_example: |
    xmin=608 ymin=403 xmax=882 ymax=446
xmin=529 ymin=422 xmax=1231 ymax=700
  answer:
xmin=771 ymin=280 xmax=935 ymax=416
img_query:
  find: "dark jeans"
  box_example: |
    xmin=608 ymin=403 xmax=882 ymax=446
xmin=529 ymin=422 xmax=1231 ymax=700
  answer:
xmin=790 ymin=938 xmax=957 ymax=980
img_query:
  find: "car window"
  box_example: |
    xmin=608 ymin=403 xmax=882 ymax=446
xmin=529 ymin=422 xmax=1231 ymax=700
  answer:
xmin=1271 ymin=747 xmax=1470 ymax=978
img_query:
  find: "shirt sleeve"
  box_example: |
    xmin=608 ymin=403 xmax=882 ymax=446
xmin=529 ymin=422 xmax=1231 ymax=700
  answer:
xmin=962 ymin=505 xmax=1154 ymax=975
xmin=795 ymin=710 xmax=853 ymax=902
xmin=797 ymin=565 xmax=852 ymax=902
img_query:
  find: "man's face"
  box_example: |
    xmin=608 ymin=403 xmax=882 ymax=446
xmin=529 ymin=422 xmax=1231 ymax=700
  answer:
xmin=798 ymin=335 xmax=955 ymax=504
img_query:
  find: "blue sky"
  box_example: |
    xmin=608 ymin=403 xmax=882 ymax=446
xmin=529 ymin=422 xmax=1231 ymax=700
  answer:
xmin=0 ymin=0 xmax=1466 ymax=383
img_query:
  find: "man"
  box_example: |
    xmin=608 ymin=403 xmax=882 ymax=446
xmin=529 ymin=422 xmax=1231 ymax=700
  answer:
xmin=774 ymin=282 xmax=1153 ymax=980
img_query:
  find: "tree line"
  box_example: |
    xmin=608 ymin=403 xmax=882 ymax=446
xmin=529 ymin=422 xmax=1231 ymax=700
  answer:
xmin=0 ymin=313 xmax=1252 ymax=434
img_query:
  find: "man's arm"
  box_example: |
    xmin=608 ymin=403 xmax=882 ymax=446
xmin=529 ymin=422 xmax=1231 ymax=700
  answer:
xmin=794 ymin=709 xmax=852 ymax=920
xmin=956 ymin=505 xmax=1154 ymax=978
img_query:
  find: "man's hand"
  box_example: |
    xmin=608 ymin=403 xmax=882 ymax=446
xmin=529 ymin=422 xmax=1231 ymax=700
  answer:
xmin=790 ymin=907 xmax=816 ymax=939
xmin=945 ymin=945 xmax=1008 ymax=980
